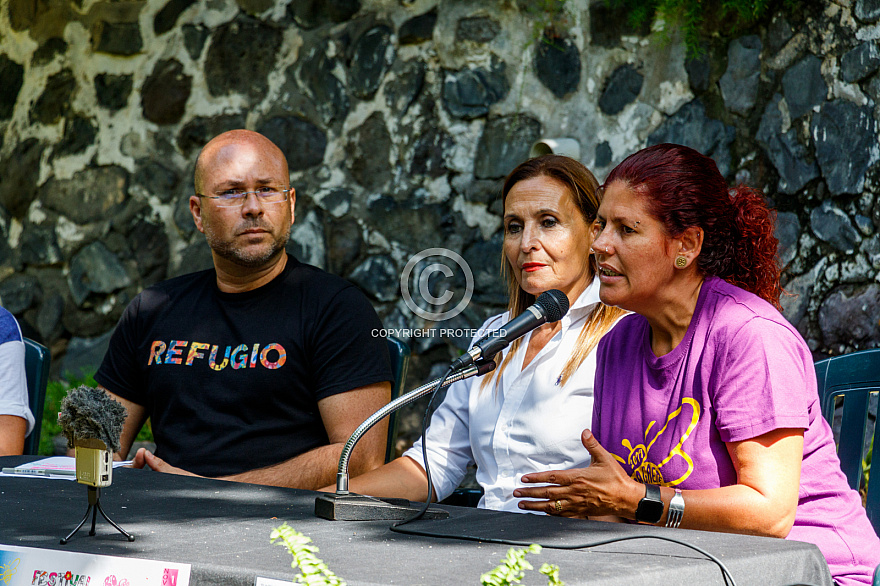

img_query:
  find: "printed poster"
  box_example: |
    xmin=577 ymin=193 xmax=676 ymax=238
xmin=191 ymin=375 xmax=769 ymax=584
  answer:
xmin=0 ymin=544 xmax=190 ymax=586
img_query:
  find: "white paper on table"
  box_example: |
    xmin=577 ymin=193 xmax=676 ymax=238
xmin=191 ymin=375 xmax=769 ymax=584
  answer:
xmin=0 ymin=456 xmax=133 ymax=480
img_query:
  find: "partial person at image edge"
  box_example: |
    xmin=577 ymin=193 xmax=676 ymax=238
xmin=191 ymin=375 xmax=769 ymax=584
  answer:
xmin=0 ymin=305 xmax=35 ymax=456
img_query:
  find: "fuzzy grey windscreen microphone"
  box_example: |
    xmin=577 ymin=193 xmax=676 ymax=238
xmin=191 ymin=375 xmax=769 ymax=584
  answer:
xmin=58 ymin=386 xmax=126 ymax=453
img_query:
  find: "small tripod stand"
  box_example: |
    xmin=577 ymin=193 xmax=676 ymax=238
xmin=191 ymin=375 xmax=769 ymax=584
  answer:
xmin=60 ymin=485 xmax=135 ymax=544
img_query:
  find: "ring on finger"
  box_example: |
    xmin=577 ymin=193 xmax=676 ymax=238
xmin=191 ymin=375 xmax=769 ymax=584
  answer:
xmin=554 ymin=500 xmax=563 ymax=513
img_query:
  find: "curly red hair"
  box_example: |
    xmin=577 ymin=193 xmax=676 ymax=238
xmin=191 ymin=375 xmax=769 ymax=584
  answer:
xmin=604 ymin=144 xmax=782 ymax=309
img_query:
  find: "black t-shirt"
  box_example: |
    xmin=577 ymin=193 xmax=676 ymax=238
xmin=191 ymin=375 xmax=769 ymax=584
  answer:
xmin=95 ymin=257 xmax=392 ymax=477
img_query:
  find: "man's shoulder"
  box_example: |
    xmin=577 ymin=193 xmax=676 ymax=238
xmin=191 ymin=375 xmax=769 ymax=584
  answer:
xmin=284 ymin=260 xmax=367 ymax=301
xmin=139 ymin=269 xmax=215 ymax=299
xmin=125 ymin=269 xmax=215 ymax=317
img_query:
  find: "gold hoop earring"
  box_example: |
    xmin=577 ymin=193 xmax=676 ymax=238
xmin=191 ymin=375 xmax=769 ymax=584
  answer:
xmin=675 ymin=256 xmax=687 ymax=268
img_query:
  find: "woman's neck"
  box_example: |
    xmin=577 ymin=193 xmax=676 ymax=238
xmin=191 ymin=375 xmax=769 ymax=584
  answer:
xmin=522 ymin=320 xmax=562 ymax=370
xmin=645 ymin=276 xmax=704 ymax=357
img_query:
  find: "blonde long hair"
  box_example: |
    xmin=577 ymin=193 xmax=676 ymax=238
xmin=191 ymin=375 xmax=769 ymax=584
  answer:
xmin=481 ymin=155 xmax=627 ymax=390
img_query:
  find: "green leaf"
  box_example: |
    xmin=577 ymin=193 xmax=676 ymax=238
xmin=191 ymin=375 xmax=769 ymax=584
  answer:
xmin=271 ymin=523 xmax=346 ymax=586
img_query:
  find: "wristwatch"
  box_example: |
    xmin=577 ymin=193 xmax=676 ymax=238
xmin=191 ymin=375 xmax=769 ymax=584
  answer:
xmin=635 ymin=483 xmax=664 ymax=524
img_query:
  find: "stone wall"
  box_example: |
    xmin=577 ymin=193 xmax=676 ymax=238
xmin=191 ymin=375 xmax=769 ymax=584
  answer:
xmin=1 ymin=0 xmax=880 ymax=446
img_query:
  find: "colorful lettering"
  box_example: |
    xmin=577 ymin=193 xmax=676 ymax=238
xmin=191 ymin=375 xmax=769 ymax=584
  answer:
xmin=186 ymin=342 xmax=210 ymax=366
xmin=165 ymin=340 xmax=187 ymax=365
xmin=162 ymin=568 xmax=178 ymax=586
xmin=28 ymin=570 xmax=92 ymax=586
xmin=151 ymin=340 xmax=288 ymax=370
xmin=260 ymin=343 xmax=287 ymax=369
xmin=208 ymin=345 xmax=230 ymax=371
xmin=249 ymin=344 xmax=260 ymax=368
xmin=230 ymin=344 xmax=249 ymax=369
xmin=147 ymin=341 xmax=167 ymax=365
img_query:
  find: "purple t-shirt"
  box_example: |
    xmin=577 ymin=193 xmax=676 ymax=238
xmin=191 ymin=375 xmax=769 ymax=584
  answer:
xmin=594 ymin=276 xmax=880 ymax=586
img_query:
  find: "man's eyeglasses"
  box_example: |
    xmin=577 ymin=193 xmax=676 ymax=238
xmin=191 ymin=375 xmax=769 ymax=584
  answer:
xmin=196 ymin=188 xmax=291 ymax=208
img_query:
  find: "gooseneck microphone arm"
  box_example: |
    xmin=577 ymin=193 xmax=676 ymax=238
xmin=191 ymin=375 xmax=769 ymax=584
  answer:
xmin=334 ymin=360 xmax=497 ymax=494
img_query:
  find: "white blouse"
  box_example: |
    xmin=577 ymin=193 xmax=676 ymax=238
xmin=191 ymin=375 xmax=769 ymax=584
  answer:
xmin=404 ymin=279 xmax=603 ymax=512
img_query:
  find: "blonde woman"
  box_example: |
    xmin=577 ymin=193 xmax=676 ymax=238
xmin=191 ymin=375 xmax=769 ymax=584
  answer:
xmin=337 ymin=155 xmax=625 ymax=511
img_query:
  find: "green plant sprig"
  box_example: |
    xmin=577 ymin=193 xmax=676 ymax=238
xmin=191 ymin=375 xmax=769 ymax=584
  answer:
xmin=270 ymin=523 xmax=346 ymax=586
xmin=480 ymin=544 xmax=566 ymax=586
xmin=269 ymin=526 xmax=567 ymax=586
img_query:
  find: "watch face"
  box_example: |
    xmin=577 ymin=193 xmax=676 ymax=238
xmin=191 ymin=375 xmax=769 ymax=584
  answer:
xmin=636 ymin=497 xmax=664 ymax=523
xmin=636 ymin=484 xmax=664 ymax=523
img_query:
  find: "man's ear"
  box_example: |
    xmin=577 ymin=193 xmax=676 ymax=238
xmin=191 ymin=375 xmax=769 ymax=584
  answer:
xmin=288 ymin=187 xmax=296 ymax=226
xmin=678 ymin=225 xmax=704 ymax=259
xmin=190 ymin=195 xmax=205 ymax=234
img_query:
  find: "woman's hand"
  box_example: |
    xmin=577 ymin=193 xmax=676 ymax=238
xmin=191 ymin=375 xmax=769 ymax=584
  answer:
xmin=516 ymin=427 xmax=803 ymax=536
xmin=514 ymin=429 xmax=642 ymax=518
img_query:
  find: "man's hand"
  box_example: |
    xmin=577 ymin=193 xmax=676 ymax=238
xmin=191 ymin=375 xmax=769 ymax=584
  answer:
xmin=130 ymin=447 xmax=200 ymax=478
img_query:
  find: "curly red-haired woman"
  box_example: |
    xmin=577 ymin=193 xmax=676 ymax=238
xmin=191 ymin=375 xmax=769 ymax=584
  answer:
xmin=515 ymin=143 xmax=880 ymax=585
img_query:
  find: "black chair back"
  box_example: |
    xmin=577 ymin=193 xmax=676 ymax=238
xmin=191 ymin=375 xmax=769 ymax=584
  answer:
xmin=23 ymin=338 xmax=51 ymax=455
xmin=385 ymin=336 xmax=411 ymax=463
xmin=814 ymin=349 xmax=880 ymax=533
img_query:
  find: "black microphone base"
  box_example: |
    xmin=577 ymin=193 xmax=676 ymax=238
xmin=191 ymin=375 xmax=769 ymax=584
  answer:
xmin=315 ymin=493 xmax=449 ymax=521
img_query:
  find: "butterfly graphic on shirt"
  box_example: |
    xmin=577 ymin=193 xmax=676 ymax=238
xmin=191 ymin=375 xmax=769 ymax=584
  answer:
xmin=612 ymin=398 xmax=701 ymax=487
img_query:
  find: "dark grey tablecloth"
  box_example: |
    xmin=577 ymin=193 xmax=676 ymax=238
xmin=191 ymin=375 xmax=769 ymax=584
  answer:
xmin=0 ymin=456 xmax=833 ymax=586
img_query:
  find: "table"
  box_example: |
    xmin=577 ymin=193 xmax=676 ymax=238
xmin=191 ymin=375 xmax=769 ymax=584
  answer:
xmin=0 ymin=456 xmax=833 ymax=586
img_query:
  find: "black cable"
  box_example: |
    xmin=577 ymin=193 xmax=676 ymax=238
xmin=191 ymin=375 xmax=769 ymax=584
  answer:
xmin=391 ymin=524 xmax=739 ymax=586
xmin=387 ymin=366 xmax=745 ymax=585
xmin=392 ymin=366 xmax=456 ymax=527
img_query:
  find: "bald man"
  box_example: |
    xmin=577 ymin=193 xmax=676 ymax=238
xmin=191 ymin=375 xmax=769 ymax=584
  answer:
xmin=95 ymin=130 xmax=392 ymax=489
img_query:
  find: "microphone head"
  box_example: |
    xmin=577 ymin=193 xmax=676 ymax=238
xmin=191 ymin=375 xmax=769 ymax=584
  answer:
xmin=59 ymin=386 xmax=126 ymax=454
xmin=535 ymin=289 xmax=570 ymax=323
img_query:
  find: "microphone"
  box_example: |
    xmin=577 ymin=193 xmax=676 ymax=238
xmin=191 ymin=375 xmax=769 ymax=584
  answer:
xmin=449 ymin=289 xmax=570 ymax=371
xmin=58 ymin=386 xmax=134 ymax=544
xmin=59 ymin=385 xmax=126 ymax=488
xmin=316 ymin=359 xmax=497 ymax=521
